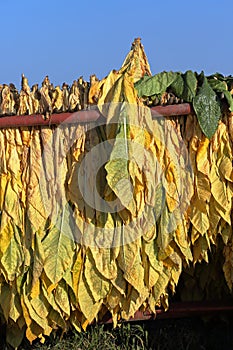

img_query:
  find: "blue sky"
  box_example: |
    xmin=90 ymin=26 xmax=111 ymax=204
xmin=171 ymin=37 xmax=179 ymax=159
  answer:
xmin=1 ymin=0 xmax=232 ymax=88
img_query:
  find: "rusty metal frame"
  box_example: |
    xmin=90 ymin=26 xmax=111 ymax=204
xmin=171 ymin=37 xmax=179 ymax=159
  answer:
xmin=0 ymin=103 xmax=192 ymax=129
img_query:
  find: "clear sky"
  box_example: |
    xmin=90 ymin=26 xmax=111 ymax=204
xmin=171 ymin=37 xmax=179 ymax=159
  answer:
xmin=1 ymin=0 xmax=232 ymax=88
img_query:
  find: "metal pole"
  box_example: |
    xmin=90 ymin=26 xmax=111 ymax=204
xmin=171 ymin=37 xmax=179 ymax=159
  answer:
xmin=0 ymin=103 xmax=192 ymax=129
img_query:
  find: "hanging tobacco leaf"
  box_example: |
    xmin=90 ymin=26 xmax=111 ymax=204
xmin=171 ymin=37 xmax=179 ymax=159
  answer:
xmin=193 ymin=77 xmax=221 ymax=139
xmin=170 ymin=73 xmax=184 ymax=97
xmin=182 ymin=70 xmax=197 ymax=102
xmin=135 ymin=71 xmax=177 ymax=97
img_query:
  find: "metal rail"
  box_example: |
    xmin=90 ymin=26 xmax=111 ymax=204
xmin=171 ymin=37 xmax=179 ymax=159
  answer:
xmin=0 ymin=103 xmax=192 ymax=129
xmin=101 ymin=301 xmax=233 ymax=324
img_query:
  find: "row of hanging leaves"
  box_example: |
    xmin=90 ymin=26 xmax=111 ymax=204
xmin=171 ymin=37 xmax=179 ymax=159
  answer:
xmin=0 ymin=38 xmax=232 ymax=348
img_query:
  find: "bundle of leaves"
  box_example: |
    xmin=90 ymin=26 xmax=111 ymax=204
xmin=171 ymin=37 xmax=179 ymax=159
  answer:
xmin=0 ymin=38 xmax=232 ymax=349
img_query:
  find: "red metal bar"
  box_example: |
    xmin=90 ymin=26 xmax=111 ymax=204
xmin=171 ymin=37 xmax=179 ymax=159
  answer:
xmin=0 ymin=109 xmax=100 ymax=129
xmin=101 ymin=301 xmax=233 ymax=324
xmin=151 ymin=103 xmax=192 ymax=117
xmin=0 ymin=103 xmax=192 ymax=129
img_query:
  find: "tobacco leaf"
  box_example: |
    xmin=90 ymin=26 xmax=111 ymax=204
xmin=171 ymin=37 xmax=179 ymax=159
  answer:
xmin=193 ymin=77 xmax=221 ymax=139
xmin=135 ymin=71 xmax=177 ymax=97
xmin=1 ymin=224 xmax=24 ymax=281
xmin=6 ymin=320 xmax=25 ymax=349
xmin=223 ymin=90 xmax=233 ymax=112
xmin=43 ymin=205 xmax=75 ymax=284
xmin=78 ymin=270 xmax=102 ymax=324
xmin=54 ymin=279 xmax=70 ymax=316
xmin=170 ymin=73 xmax=184 ymax=97
xmin=182 ymin=70 xmax=197 ymax=102
xmin=84 ymin=249 xmax=111 ymax=302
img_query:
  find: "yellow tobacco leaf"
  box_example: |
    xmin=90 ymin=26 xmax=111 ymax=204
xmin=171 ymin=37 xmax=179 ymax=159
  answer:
xmin=90 ymin=246 xmax=118 ymax=280
xmin=210 ymin=163 xmax=229 ymax=211
xmin=170 ymin=265 xmax=182 ymax=292
xmin=3 ymin=179 xmax=22 ymax=230
xmin=157 ymin=205 xmax=175 ymax=250
xmin=196 ymin=137 xmax=210 ymax=175
xmin=192 ymin=235 xmax=209 ymax=263
xmin=0 ymin=219 xmax=14 ymax=258
xmin=144 ymin=240 xmax=163 ymax=274
xmin=32 ymin=232 xmax=45 ymax=287
xmin=190 ymin=198 xmax=209 ymax=237
xmin=0 ymin=131 xmax=7 ymax=175
xmin=72 ymin=247 xmax=83 ymax=299
xmin=30 ymin=296 xmax=49 ymax=320
xmin=118 ymin=240 xmax=148 ymax=299
xmin=208 ymin=197 xmax=222 ymax=238
xmin=30 ymin=280 xmax=40 ymax=300
xmin=1 ymin=224 xmax=23 ymax=282
xmin=158 ymin=244 xmax=174 ymax=262
xmin=196 ymin=172 xmax=211 ymax=202
xmin=20 ymin=127 xmax=32 ymax=146
xmin=0 ymin=173 xmax=7 ymax=211
xmin=43 ymin=206 xmax=75 ymax=284
xmin=121 ymin=37 xmax=152 ymax=82
xmin=121 ymin=287 xmax=145 ymax=320
xmin=23 ymin=290 xmax=49 ymax=331
xmin=152 ymin=267 xmax=170 ymax=303
xmin=41 ymin=284 xmax=67 ymax=329
xmin=54 ymin=279 xmax=70 ymax=316
xmin=21 ymin=293 xmax=44 ymax=344
xmin=84 ymin=248 xmax=111 ymax=302
xmin=26 ymin=129 xmax=49 ymax=232
xmin=62 ymin=268 xmax=73 ymax=290
xmin=97 ymin=38 xmax=151 ymax=116
xmin=78 ymin=270 xmax=102 ymax=323
xmin=88 ymin=78 xmax=106 ymax=104
xmin=106 ymin=286 xmax=122 ymax=309
xmin=220 ymin=223 xmax=232 ymax=245
xmin=148 ymin=265 xmax=161 ymax=290
xmin=219 ymin=156 xmax=233 ymax=183
xmin=165 ymin=182 xmax=179 ymax=212
xmin=96 ymin=39 xmax=153 ymax=221
xmin=111 ymin=263 xmax=127 ymax=297
xmin=142 ymin=222 xmax=156 ymax=243
xmin=128 ymin=161 xmax=144 ymax=195
xmin=71 ymin=128 xmax=86 ymax=162
xmin=174 ymin=223 xmax=192 ymax=261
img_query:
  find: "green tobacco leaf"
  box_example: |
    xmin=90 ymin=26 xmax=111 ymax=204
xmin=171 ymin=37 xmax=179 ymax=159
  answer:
xmin=207 ymin=78 xmax=233 ymax=111
xmin=208 ymin=78 xmax=227 ymax=92
xmin=223 ymin=90 xmax=233 ymax=112
xmin=135 ymin=71 xmax=177 ymax=97
xmin=170 ymin=74 xmax=184 ymax=97
xmin=193 ymin=77 xmax=221 ymax=139
xmin=182 ymin=70 xmax=197 ymax=102
xmin=208 ymin=72 xmax=225 ymax=80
